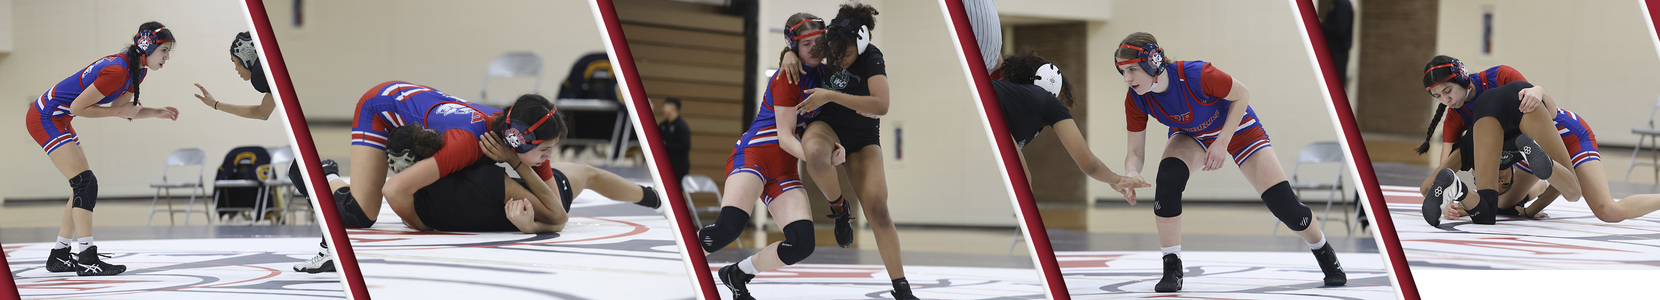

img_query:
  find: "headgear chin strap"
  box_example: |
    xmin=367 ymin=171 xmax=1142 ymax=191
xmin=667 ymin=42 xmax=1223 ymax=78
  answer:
xmin=134 ymin=27 xmax=172 ymax=62
xmin=1033 ymin=63 xmax=1063 ymax=97
xmin=786 ymin=18 xmax=826 ymax=51
xmin=1423 ymin=58 xmax=1470 ymax=91
xmin=1114 ymin=43 xmax=1165 ymax=77
xmin=503 ymin=106 xmax=558 ymax=153
xmin=231 ymin=32 xmax=259 ymax=71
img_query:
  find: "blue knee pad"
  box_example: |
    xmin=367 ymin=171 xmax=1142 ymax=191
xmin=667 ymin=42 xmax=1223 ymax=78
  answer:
xmin=1154 ymin=158 xmax=1189 ymax=218
xmin=69 ymin=170 xmax=98 ymax=212
xmin=698 ymin=206 xmax=749 ymax=253
xmin=1263 ymin=181 xmax=1313 ymax=231
xmin=777 ymin=220 xmax=816 ymax=265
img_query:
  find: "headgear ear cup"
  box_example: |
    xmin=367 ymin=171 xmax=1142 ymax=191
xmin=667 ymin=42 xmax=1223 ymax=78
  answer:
xmin=785 ymin=18 xmax=825 ymax=52
xmin=1113 ymin=43 xmax=1165 ymax=77
xmin=504 ymin=106 xmax=559 ymax=154
xmin=231 ymin=33 xmax=259 ymax=70
xmin=133 ymin=27 xmax=172 ymax=60
xmin=856 ymin=26 xmax=870 ymax=55
xmin=1033 ymin=63 xmax=1063 ymax=97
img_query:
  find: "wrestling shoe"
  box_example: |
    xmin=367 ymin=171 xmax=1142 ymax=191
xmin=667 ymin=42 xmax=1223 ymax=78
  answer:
xmin=891 ymin=277 xmax=920 ymax=300
xmin=1312 ymin=243 xmax=1347 ymax=286
xmin=1423 ymin=168 xmax=1466 ymax=227
xmin=45 ymin=247 xmax=76 ymax=272
xmin=1515 ymin=134 xmax=1552 ymax=180
xmin=1154 ymin=253 xmax=1183 ymax=292
xmin=294 ymin=250 xmax=336 ymax=273
xmin=74 ymin=246 xmax=125 ymax=276
xmin=718 ymin=264 xmax=756 ymax=300
xmin=827 ymin=197 xmax=854 ymax=248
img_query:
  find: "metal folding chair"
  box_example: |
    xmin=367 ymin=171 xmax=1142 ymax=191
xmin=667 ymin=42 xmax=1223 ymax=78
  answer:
xmin=147 ymin=148 xmax=208 ymax=225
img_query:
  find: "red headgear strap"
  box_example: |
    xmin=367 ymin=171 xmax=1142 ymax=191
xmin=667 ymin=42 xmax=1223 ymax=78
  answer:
xmin=789 ymin=18 xmax=826 ymax=41
xmin=1423 ymin=63 xmax=1462 ymax=91
xmin=1115 ymin=44 xmax=1149 ymax=66
xmin=507 ymin=105 xmax=559 ymax=146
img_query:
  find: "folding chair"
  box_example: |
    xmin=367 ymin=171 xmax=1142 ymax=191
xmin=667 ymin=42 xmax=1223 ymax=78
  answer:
xmin=147 ymin=148 xmax=208 ymax=225
xmin=1626 ymin=94 xmax=1660 ymax=184
xmin=267 ymin=146 xmax=312 ymax=224
xmin=1274 ymin=141 xmax=1352 ymax=236
xmin=478 ymin=52 xmax=544 ymax=107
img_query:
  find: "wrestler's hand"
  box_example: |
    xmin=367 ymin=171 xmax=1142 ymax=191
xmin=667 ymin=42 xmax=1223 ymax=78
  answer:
xmin=780 ymin=50 xmax=803 ymax=84
xmin=799 ymin=88 xmax=841 ymax=112
xmin=479 ymin=132 xmax=521 ymax=166
xmin=194 ymin=84 xmax=218 ymax=108
xmin=1110 ymin=175 xmax=1151 ymax=205
xmin=1202 ymin=145 xmax=1228 ymax=171
xmin=1518 ymin=86 xmax=1545 ymax=113
xmin=505 ymin=199 xmax=536 ymax=231
xmin=1123 ymin=172 xmax=1146 ymax=203
xmin=832 ymin=143 xmax=846 ymax=165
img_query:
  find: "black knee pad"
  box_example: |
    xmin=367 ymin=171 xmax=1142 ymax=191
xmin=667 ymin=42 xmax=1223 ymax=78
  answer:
xmin=333 ymin=187 xmax=377 ymax=229
xmin=69 ymin=170 xmax=98 ymax=212
xmin=1154 ymin=158 xmax=1189 ymax=218
xmin=777 ymin=220 xmax=816 ymax=265
xmin=1262 ymin=181 xmax=1313 ymax=231
xmin=698 ymin=206 xmax=750 ymax=253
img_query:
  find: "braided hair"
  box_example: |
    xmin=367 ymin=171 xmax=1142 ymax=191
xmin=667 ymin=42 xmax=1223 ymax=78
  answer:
xmin=125 ymin=22 xmax=174 ymax=106
xmin=1415 ymin=55 xmax=1469 ymax=155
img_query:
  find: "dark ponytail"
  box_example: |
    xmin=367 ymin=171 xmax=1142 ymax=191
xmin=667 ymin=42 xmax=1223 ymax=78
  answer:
xmin=1416 ymin=103 xmax=1447 ymax=155
xmin=125 ymin=21 xmax=174 ymax=106
xmin=388 ymin=125 xmax=446 ymax=161
xmin=490 ymin=94 xmax=567 ymax=146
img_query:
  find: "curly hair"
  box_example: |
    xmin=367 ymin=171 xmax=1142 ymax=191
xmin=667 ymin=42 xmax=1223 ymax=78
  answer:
xmin=1001 ymin=49 xmax=1075 ymax=108
xmin=810 ymin=3 xmax=878 ymax=71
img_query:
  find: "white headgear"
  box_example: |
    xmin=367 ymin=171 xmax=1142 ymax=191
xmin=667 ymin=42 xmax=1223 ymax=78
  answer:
xmin=1033 ymin=63 xmax=1063 ymax=97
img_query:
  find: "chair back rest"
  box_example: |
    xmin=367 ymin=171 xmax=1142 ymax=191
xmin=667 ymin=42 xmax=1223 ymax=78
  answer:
xmin=160 ymin=148 xmax=207 ymax=183
xmin=267 ymin=146 xmax=294 ymax=165
xmin=1298 ymin=141 xmax=1345 ymax=164
xmin=682 ymin=175 xmax=720 ymax=194
xmin=485 ymin=52 xmax=544 ymax=78
xmin=1648 ymin=94 xmax=1660 ymax=128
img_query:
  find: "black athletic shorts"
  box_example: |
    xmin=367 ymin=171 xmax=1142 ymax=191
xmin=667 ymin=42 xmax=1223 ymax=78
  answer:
xmin=814 ymin=104 xmax=881 ymax=153
xmin=413 ymin=160 xmax=575 ymax=232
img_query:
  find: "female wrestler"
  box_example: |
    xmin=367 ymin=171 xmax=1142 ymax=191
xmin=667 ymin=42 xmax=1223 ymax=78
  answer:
xmin=193 ymin=32 xmax=276 ymax=120
xmin=318 ymin=91 xmax=660 ymax=228
xmin=1417 ymin=56 xmax=1660 ymax=225
xmin=994 ymin=50 xmax=1150 ymax=196
xmin=32 ymin=22 xmax=180 ymax=276
xmin=374 ymin=121 xmax=651 ymax=233
xmin=778 ymin=4 xmax=917 ymax=299
xmin=1116 ymin=32 xmax=1345 ymax=291
xmin=697 ymin=13 xmax=842 ymax=300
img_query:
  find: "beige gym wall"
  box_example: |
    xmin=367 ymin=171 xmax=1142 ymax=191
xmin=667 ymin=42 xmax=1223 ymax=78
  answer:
xmin=760 ymin=1 xmax=1015 ymax=227
xmin=1005 ymin=0 xmax=1348 ymax=202
xmin=1433 ymin=0 xmax=1660 ymax=147
xmin=0 ymin=0 xmax=288 ymax=203
xmin=262 ymin=0 xmax=604 ymax=121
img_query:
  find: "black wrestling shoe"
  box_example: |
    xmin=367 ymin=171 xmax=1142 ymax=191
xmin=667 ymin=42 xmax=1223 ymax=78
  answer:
xmin=1423 ymin=168 xmax=1466 ymax=227
xmin=1515 ymin=134 xmax=1552 ymax=180
xmin=320 ymin=159 xmax=340 ymax=177
xmin=717 ymin=264 xmax=756 ymax=300
xmin=827 ymin=198 xmax=854 ymax=248
xmin=74 ymin=246 xmax=126 ymax=276
xmin=1154 ymin=253 xmax=1183 ymax=292
xmin=891 ymin=277 xmax=920 ymax=300
xmin=1312 ymin=243 xmax=1347 ymax=286
xmin=45 ymin=247 xmax=76 ymax=272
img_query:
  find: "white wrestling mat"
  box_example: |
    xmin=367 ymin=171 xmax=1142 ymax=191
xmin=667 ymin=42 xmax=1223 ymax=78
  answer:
xmin=1382 ymin=185 xmax=1660 ymax=270
xmin=706 ymin=263 xmax=1047 ymax=299
xmin=347 ymin=190 xmax=695 ymax=299
xmin=1058 ymin=251 xmax=1393 ymax=299
xmin=6 ymin=238 xmax=345 ymax=299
